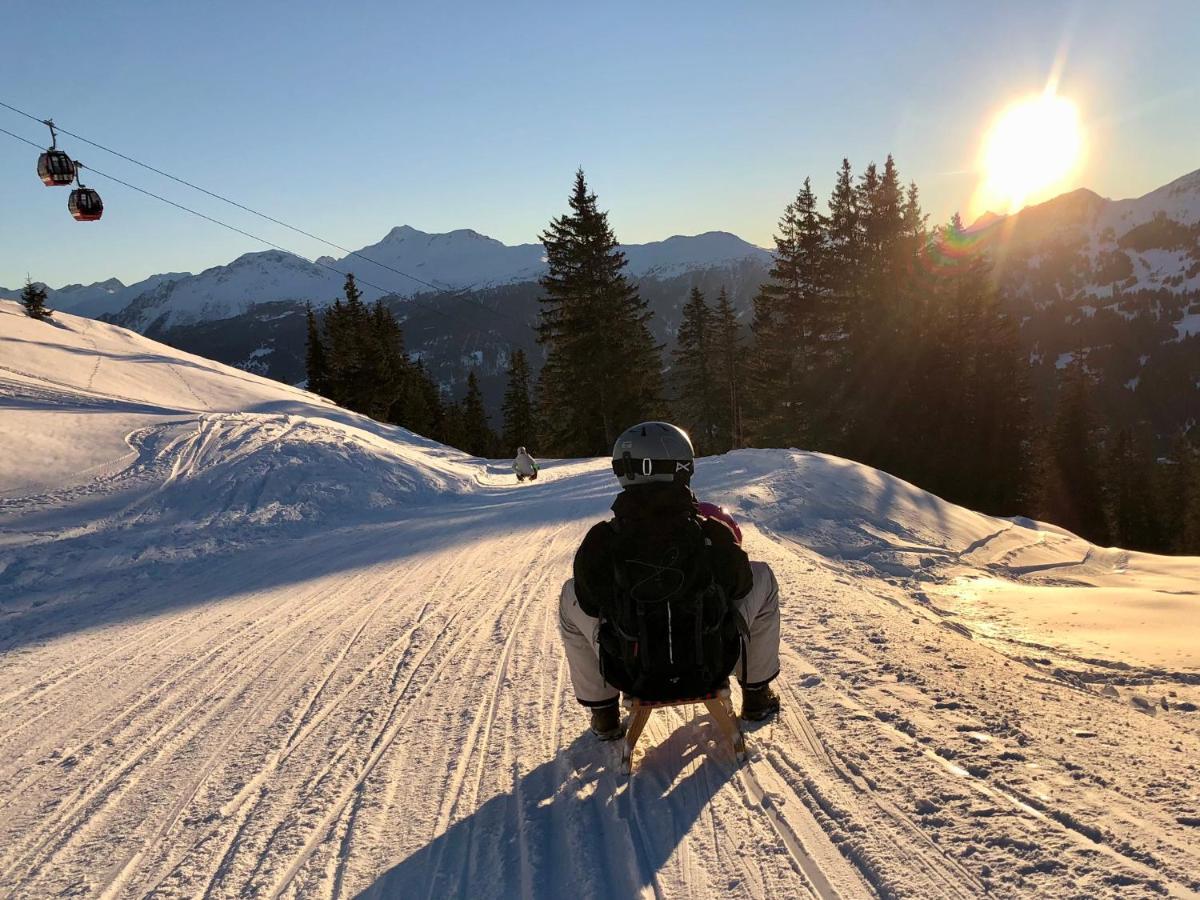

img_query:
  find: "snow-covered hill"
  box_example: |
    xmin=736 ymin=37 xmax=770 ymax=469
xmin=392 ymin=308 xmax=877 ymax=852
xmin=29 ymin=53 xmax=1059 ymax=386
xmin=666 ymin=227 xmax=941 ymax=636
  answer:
xmin=2 ymin=301 xmax=1198 ymax=898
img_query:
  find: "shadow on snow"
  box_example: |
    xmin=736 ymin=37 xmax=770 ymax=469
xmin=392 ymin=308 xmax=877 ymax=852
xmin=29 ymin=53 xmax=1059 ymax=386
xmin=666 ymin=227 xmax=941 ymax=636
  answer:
xmin=354 ymin=725 xmax=739 ymax=900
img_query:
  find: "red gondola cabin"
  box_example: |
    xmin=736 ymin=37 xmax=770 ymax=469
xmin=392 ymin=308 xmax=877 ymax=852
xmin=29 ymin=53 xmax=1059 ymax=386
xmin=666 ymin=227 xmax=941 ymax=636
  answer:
xmin=37 ymin=149 xmax=76 ymax=186
xmin=68 ymin=187 xmax=103 ymax=221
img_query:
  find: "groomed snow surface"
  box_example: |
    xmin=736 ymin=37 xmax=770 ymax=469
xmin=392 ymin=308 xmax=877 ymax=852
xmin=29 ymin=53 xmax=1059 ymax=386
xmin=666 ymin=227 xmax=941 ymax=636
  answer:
xmin=2 ymin=300 xmax=1198 ymax=899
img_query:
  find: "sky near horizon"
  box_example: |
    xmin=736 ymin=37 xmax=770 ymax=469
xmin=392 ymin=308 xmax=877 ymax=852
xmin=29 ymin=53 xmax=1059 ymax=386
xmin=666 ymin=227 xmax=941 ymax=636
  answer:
xmin=1 ymin=1 xmax=1197 ymax=288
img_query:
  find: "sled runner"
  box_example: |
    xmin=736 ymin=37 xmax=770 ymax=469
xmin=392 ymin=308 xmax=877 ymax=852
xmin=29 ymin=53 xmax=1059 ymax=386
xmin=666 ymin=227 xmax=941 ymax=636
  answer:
xmin=621 ymin=687 xmax=746 ymax=774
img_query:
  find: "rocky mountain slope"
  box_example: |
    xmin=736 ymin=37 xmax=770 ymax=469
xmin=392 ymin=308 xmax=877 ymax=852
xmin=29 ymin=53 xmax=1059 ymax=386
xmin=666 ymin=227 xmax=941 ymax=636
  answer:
xmin=977 ymin=168 xmax=1200 ymax=437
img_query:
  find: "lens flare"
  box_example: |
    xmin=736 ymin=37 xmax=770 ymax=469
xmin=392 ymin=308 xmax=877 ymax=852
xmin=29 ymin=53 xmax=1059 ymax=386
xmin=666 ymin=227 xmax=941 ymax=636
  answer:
xmin=972 ymin=92 xmax=1084 ymax=219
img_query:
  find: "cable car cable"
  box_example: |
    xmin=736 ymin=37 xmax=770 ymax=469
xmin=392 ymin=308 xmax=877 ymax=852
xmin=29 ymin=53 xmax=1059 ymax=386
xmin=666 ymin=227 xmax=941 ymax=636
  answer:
xmin=0 ymin=125 xmax=505 ymax=337
xmin=0 ymin=98 xmax=533 ymax=331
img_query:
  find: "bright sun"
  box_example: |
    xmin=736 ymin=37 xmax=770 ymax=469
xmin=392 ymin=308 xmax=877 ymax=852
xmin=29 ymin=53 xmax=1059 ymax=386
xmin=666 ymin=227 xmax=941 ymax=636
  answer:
xmin=974 ymin=92 xmax=1084 ymax=218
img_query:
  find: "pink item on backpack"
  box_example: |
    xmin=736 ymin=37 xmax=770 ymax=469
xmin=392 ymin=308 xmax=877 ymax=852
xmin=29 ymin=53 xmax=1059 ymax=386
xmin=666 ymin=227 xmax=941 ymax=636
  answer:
xmin=697 ymin=501 xmax=743 ymax=545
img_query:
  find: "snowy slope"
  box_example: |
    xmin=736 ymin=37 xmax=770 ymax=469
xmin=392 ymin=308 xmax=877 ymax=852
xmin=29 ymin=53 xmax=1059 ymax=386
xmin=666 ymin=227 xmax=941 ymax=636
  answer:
xmin=2 ymin=301 xmax=1199 ymax=899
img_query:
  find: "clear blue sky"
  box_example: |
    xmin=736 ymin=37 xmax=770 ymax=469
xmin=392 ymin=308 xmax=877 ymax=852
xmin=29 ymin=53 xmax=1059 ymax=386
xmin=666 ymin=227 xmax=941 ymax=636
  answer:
xmin=2 ymin=0 xmax=1197 ymax=288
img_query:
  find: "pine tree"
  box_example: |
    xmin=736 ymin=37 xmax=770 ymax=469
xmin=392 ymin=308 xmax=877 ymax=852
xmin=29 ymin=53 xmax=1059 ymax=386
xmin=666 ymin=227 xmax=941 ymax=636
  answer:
xmin=538 ymin=169 xmax=663 ymax=456
xmin=1105 ymin=427 xmax=1160 ymax=551
xmin=671 ymin=287 xmax=720 ymax=454
xmin=1161 ymin=432 xmax=1200 ymax=554
xmin=304 ymin=304 xmax=329 ymax=396
xmin=369 ymin=299 xmax=407 ymax=422
xmin=406 ymin=360 xmax=445 ymax=441
xmin=20 ymin=278 xmax=51 ymax=321
xmin=710 ymin=287 xmax=743 ymax=451
xmin=320 ymin=274 xmax=374 ymax=414
xmin=851 ymin=158 xmax=913 ymax=469
xmin=925 ymin=214 xmax=1030 ymax=512
xmin=501 ymin=349 xmax=537 ymax=451
xmin=322 ymin=295 xmax=351 ymax=407
xmin=748 ymin=178 xmax=829 ymax=448
xmin=340 ymin=274 xmax=373 ymax=414
xmin=823 ymin=159 xmax=862 ymax=452
xmin=1182 ymin=444 xmax=1200 ymax=554
xmin=460 ymin=371 xmax=496 ymax=457
xmin=969 ymin=264 xmax=1031 ymax=513
xmin=1038 ymin=361 xmax=1109 ymax=543
xmin=441 ymin=399 xmax=465 ymax=453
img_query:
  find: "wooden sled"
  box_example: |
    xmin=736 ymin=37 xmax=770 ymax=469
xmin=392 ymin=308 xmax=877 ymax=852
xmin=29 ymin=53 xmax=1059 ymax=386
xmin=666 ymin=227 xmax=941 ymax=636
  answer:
xmin=621 ymin=687 xmax=746 ymax=774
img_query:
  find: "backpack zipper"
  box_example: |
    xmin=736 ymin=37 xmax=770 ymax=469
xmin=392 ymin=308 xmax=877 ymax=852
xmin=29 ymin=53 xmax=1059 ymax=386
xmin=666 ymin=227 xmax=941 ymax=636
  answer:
xmin=666 ymin=600 xmax=674 ymax=664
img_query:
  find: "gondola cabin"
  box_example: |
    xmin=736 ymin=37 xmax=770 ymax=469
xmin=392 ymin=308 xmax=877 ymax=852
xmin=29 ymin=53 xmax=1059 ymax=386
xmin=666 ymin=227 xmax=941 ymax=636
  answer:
xmin=37 ymin=149 xmax=76 ymax=186
xmin=68 ymin=187 xmax=103 ymax=221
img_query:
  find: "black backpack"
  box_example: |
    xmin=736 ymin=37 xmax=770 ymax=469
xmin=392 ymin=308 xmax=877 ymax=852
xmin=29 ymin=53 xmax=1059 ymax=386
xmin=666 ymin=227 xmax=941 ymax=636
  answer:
xmin=596 ymin=513 xmax=742 ymax=701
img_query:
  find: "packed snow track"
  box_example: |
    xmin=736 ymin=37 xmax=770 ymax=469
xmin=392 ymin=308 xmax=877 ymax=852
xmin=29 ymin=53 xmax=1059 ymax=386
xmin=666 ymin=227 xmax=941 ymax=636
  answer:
xmin=2 ymin=302 xmax=1199 ymax=899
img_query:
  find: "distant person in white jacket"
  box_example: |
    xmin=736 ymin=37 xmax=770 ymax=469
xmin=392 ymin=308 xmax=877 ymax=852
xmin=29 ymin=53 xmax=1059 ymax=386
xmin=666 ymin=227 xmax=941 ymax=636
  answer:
xmin=513 ymin=447 xmax=539 ymax=482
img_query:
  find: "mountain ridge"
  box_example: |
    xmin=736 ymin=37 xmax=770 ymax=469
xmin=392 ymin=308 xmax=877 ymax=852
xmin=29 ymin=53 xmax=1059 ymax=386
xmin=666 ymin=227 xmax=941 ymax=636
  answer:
xmin=2 ymin=226 xmax=771 ymax=332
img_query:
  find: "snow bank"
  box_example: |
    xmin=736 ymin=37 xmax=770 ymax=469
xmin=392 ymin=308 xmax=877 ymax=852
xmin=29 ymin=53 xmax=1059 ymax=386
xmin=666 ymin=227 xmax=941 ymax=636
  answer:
xmin=694 ymin=447 xmax=1200 ymax=672
xmin=137 ymin=414 xmax=472 ymax=533
xmin=697 ymin=448 xmax=1006 ymax=569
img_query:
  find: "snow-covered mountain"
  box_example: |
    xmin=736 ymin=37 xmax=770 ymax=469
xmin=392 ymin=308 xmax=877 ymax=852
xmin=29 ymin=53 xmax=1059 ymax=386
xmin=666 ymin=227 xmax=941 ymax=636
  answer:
xmin=622 ymin=230 xmax=772 ymax=278
xmin=0 ymin=272 xmax=189 ymax=319
xmin=2 ymin=300 xmax=1198 ymax=898
xmin=968 ymin=167 xmax=1200 ymax=439
xmin=976 ymin=167 xmax=1200 ymax=297
xmin=337 ymin=225 xmax=546 ymax=291
xmin=7 ymin=226 xmax=769 ymax=334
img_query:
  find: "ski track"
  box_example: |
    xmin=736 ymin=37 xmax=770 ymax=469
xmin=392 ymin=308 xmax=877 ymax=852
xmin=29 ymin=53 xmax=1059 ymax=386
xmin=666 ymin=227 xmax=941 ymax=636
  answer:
xmin=3 ymin=468 xmax=1199 ymax=897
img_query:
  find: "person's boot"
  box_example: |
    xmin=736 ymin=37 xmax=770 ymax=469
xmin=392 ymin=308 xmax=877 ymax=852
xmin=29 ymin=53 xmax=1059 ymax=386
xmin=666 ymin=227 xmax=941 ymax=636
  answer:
xmin=740 ymin=683 xmax=781 ymax=722
xmin=590 ymin=702 xmax=624 ymax=740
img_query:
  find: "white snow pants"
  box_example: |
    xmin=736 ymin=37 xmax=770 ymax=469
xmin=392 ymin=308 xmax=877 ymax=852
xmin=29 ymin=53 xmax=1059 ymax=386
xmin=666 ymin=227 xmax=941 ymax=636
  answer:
xmin=558 ymin=561 xmax=782 ymax=706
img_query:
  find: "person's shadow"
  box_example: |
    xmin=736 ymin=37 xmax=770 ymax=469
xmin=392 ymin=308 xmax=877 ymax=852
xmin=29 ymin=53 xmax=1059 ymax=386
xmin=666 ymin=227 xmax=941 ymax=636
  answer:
xmin=354 ymin=716 xmax=739 ymax=899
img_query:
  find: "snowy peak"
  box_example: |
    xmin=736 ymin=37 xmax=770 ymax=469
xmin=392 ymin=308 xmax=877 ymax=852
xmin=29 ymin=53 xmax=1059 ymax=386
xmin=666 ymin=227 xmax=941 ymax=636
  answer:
xmin=347 ymin=225 xmax=544 ymax=293
xmin=380 ymin=224 xmax=421 ymax=242
xmin=622 ymin=230 xmax=771 ymax=277
xmin=1101 ymin=166 xmax=1200 ymax=231
xmin=971 ymin=167 xmax=1200 ymax=245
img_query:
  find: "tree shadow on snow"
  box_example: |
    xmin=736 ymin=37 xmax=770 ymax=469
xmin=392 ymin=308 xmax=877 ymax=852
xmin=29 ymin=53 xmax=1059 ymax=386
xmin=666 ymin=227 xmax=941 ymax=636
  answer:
xmin=354 ymin=722 xmax=738 ymax=900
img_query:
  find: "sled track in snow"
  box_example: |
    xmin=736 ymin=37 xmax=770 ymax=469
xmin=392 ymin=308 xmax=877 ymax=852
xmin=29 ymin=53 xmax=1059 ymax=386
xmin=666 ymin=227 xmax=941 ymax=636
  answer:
xmin=1 ymin=568 xmax=366 ymax=886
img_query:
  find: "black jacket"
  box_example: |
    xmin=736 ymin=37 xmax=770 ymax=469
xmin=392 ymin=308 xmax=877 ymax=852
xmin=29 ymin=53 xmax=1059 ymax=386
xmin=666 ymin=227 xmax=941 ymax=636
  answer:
xmin=573 ymin=482 xmax=752 ymax=619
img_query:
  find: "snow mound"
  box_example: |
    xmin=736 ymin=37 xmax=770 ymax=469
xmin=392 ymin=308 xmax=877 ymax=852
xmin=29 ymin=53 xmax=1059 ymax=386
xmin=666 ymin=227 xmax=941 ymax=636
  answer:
xmin=136 ymin=414 xmax=472 ymax=534
xmin=701 ymin=448 xmax=1009 ymax=568
xmin=697 ymin=447 xmax=1199 ymax=672
xmin=0 ymin=300 xmax=476 ymax=529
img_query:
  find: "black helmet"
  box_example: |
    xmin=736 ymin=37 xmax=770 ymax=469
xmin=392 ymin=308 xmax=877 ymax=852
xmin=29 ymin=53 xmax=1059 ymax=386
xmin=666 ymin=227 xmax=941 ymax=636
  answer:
xmin=611 ymin=421 xmax=695 ymax=487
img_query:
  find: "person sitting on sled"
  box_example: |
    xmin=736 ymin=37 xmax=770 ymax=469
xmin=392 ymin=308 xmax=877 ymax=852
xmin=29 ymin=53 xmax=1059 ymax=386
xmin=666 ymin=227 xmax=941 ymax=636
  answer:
xmin=558 ymin=421 xmax=781 ymax=740
xmin=513 ymin=446 xmax=539 ymax=482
